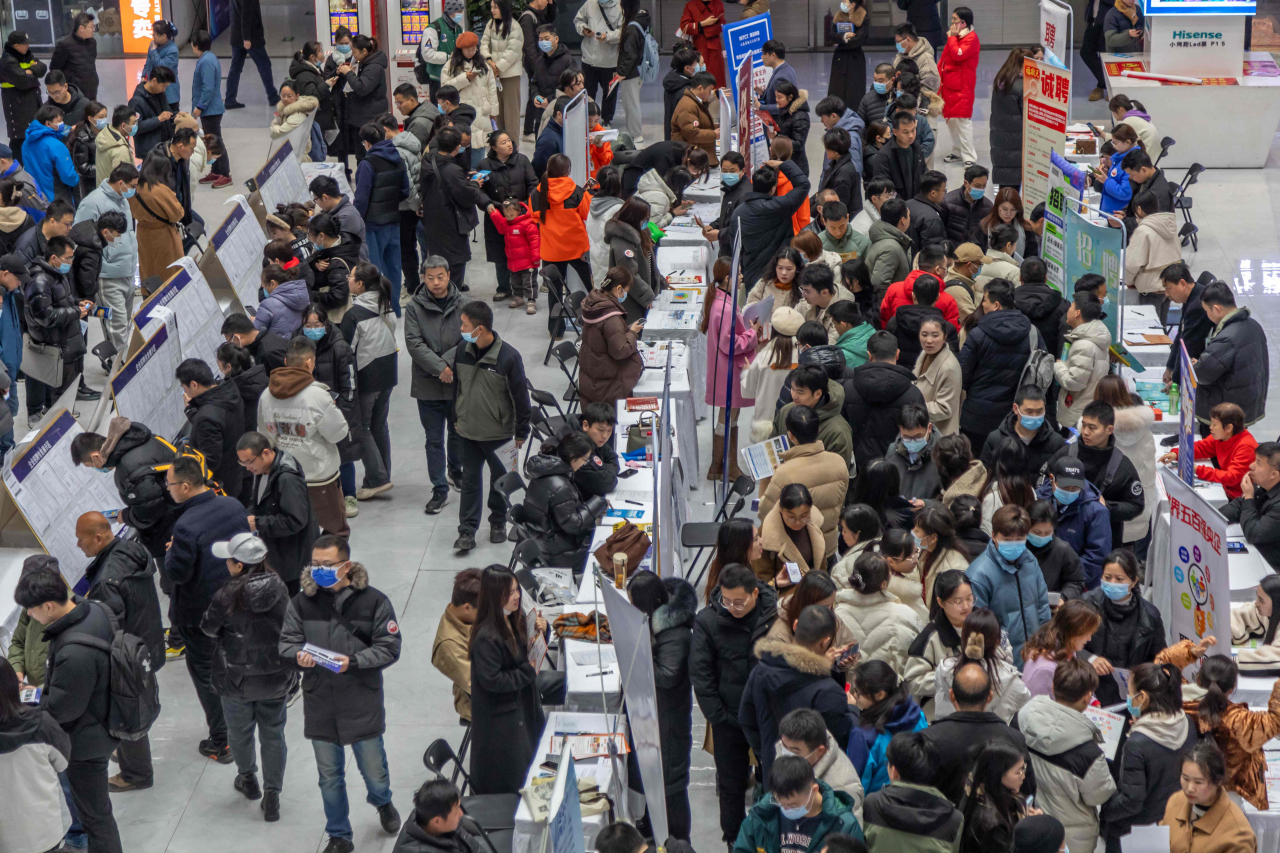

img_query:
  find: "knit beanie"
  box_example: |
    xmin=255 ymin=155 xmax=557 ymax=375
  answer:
xmin=1013 ymin=815 xmax=1066 ymax=853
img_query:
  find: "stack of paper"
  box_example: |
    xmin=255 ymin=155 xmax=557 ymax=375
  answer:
xmin=302 ymin=643 xmax=345 ymax=672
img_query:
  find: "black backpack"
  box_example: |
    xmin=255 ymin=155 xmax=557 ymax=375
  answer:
xmin=63 ymin=604 xmax=161 ymax=741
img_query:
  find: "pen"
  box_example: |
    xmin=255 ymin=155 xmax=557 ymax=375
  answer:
xmin=623 ymin=500 xmax=643 ymax=506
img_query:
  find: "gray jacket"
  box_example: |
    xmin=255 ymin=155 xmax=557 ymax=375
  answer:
xmin=391 ymin=131 xmax=423 ymax=212
xmin=327 ymin=196 xmax=370 ymax=262
xmin=404 ymin=284 xmax=464 ymax=401
xmin=72 ymin=180 xmax=137 ymax=278
xmin=885 ymin=433 xmax=942 ymax=502
xmin=1194 ymin=307 xmax=1269 ymax=426
xmin=404 ymin=100 xmax=440 ymax=149
xmin=573 ymin=0 xmax=623 ymax=69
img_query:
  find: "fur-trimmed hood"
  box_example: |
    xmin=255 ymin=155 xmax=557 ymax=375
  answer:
xmin=785 ymin=88 xmax=810 ymax=115
xmin=300 ymin=561 xmax=370 ymax=596
xmin=752 ymin=635 xmax=833 ymax=676
xmin=279 ymin=94 xmax=319 ymax=118
xmin=652 ymin=577 xmax=697 ymax=634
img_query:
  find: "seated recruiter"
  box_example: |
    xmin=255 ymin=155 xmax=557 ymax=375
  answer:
xmin=1222 ymin=441 xmax=1280 ymax=571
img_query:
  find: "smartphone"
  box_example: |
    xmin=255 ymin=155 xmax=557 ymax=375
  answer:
xmin=1228 ymin=541 xmax=1248 ymax=554
xmin=471 ymin=170 xmax=492 ymax=181
xmin=618 ymin=467 xmax=639 ymax=479
xmin=835 ymin=642 xmax=860 ymax=668
xmin=92 ymin=305 xmax=112 ymax=319
xmin=1086 ymin=122 xmax=1102 ymax=137
xmin=101 ymin=508 xmax=121 ymax=521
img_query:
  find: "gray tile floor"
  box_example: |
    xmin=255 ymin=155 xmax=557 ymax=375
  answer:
xmin=8 ymin=47 xmax=1280 ymax=853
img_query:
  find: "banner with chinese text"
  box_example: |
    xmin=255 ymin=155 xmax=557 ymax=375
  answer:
xmin=1021 ymin=58 xmax=1070 ymax=207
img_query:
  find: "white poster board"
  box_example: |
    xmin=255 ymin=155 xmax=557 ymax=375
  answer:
xmin=563 ymin=91 xmax=589 ymax=188
xmin=1021 ymin=58 xmax=1071 ymax=208
xmin=132 ymin=264 xmax=227 ymax=367
xmin=1 ymin=410 xmax=126 ymax=589
xmin=1159 ymin=468 xmax=1230 ymax=650
xmin=210 ymin=197 xmax=269 ymax=311
xmin=111 ymin=325 xmax=188 ymax=443
xmin=719 ymin=88 xmax=734 ymax=159
xmin=1039 ymin=0 xmax=1071 ymax=68
xmin=0 ymin=547 xmax=46 ymax=655
xmin=547 ymin=742 xmax=586 ymax=853
xmin=267 ymin=110 xmax=316 ymax=162
xmin=598 ymin=580 xmax=668 ymax=844
xmin=255 ymin=140 xmax=311 ymax=213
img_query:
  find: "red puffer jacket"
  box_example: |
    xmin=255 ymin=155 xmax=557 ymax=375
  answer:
xmin=938 ymin=28 xmax=980 ymax=119
xmin=489 ymin=203 xmax=542 ymax=272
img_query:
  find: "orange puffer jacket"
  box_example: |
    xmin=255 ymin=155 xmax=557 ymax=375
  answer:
xmin=531 ymin=176 xmax=591 ymax=263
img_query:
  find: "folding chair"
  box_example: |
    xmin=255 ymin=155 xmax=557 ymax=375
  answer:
xmin=541 ymin=267 xmax=583 ymax=365
xmin=1173 ymin=164 xmax=1204 ymax=250
xmin=423 ymin=739 xmax=520 ymax=829
xmin=460 ymin=815 xmax=513 ymax=853
xmin=1178 ymin=222 xmax=1199 ymax=254
xmin=1154 ymin=136 xmax=1175 ymax=168
xmin=508 ymin=536 xmax=543 ymax=572
xmin=507 ymin=503 xmax=535 ymax=543
xmin=551 ymin=340 xmax=581 ymax=415
xmin=495 ymin=471 xmax=526 ymax=509
xmin=685 ymin=474 xmax=755 ymax=587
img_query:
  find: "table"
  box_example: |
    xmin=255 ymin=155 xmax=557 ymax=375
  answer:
xmin=562 ymin=546 xmax=626 ymax=712
xmin=1120 ymin=304 xmax=1173 ymax=373
xmin=616 ymin=398 xmax=698 ymax=486
xmin=511 ymin=710 xmax=630 ymax=853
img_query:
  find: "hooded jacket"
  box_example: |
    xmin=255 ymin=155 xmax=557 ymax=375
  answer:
xmin=1029 ymin=536 xmax=1086 ymax=600
xmin=887 ymin=304 xmax=954 ymax=372
xmin=1112 ymin=404 xmax=1159 ymax=540
xmin=578 ymin=288 xmax=642 ymax=405
xmin=1034 ymin=480 xmax=1112 ymax=588
xmin=249 ymin=449 xmax=319 ymax=584
xmin=938 ymin=28 xmax=980 ymax=119
xmin=1054 ymin=319 xmax=1112 ymax=427
xmin=24 ymin=257 xmax=84 ymax=362
xmin=849 ymin=697 xmax=929 ymax=794
xmin=1194 ymin=307 xmax=1269 ymax=427
xmin=101 ymin=417 xmax=178 ymax=538
xmin=958 ymin=309 xmax=1039 ymax=439
xmin=604 ymin=219 xmax=655 ymax=321
xmin=83 ymin=537 xmax=165 ymax=672
xmin=488 ymin=204 xmax=541 ymax=272
xmin=727 ymin=159 xmax=811 ymax=290
xmin=914 ymin=346 xmax=962 ymax=436
xmin=837 ymin=323 xmax=876 ymax=371
xmin=842 ymin=359 xmax=927 ymax=475
xmin=1125 ymin=212 xmax=1181 ymax=294
xmin=1 ymin=43 xmax=47 ymax=141
xmin=1014 ymin=280 xmax=1066 ymax=355
xmin=671 ymin=88 xmax=717 ymax=156
xmin=289 ymin=55 xmax=336 ymax=132
xmin=635 ymin=168 xmax=678 ymax=229
xmin=586 ymin=195 xmax=625 ymax=283
xmin=522 ymin=451 xmax=607 ymax=564
xmin=404 ymin=284 xmax=464 ymax=402
xmin=0 ymin=706 xmax=70 ymax=853
xmin=94 ymin=125 xmax=133 ymax=188
xmin=201 ymin=569 xmax=297 ymax=702
xmin=531 ymin=176 xmax=591 ymax=263
xmin=74 ymin=179 xmax=138 ymax=279
xmin=975 ymin=248 xmax=1022 ymax=289
xmin=1102 ymin=711 xmax=1197 ymax=844
xmin=863 ymin=780 xmax=963 ymax=853
xmin=662 ymin=68 xmax=691 ymax=140
xmin=67 ymin=218 xmax=106 ymax=303
xmin=128 ymin=81 xmax=173 ymax=159
xmin=258 ymin=367 xmax=350 ymax=483
xmin=1013 ymin=695 xmax=1117 ymax=853
xmin=1079 ymin=586 xmax=1167 ymax=706
xmin=885 ymin=433 xmax=943 ymax=503
xmin=966 ymin=539 xmax=1051 ymax=665
xmin=40 ymin=600 xmax=118 ymax=759
xmin=573 ymin=0 xmax=623 ymax=67
xmin=834 ymin=589 xmax=923 ymax=675
xmin=989 ymin=76 xmax=1024 ymax=187
xmin=775 ymin=730 xmax=865 ymax=819
xmin=690 ymin=583 xmax=779 ymax=727
xmin=342 ymin=50 xmax=390 ymax=129
xmin=20 ymin=120 xmax=78 ymax=209
xmin=185 ymin=379 xmax=247 ymax=500
xmin=759 ymin=441 xmax=849 ymax=555
xmin=733 ymin=782 xmax=865 ymax=853
xmin=254 ymin=277 xmax=311 ymax=339
xmin=979 ymin=412 xmax=1066 ymax=478
xmin=1052 ymin=437 xmax=1145 ymax=548
xmin=933 ymin=649 xmax=1032 ymax=725
xmin=864 ymin=220 xmax=913 ymax=291
xmin=279 ymin=563 xmax=402 ymax=744
xmin=895 ymin=36 xmax=941 ymax=92
xmin=775 ymin=89 xmax=812 ymax=177
xmin=269 ymin=93 xmax=318 ymax=140
xmin=339 ymin=289 xmax=399 ymax=393
xmin=773 ymin=381 xmax=853 ymax=465
xmin=306 ymin=235 xmax=359 ymax=322
xmin=353 ymin=139 xmax=409 ymax=227
xmin=394 ymin=817 xmax=479 ymax=853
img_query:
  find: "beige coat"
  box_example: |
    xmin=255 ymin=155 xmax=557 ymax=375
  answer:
xmin=1161 ymin=790 xmax=1257 ymax=853
xmin=95 ymin=125 xmax=134 ymax=186
xmin=921 ymin=547 xmax=969 ymax=606
xmin=1118 ymin=114 xmax=1159 ymax=154
xmin=976 ymin=249 xmax=1022 ymax=289
xmin=746 ymin=278 xmax=803 ymax=310
xmin=833 ymin=588 xmax=923 ymax=674
xmin=758 ymin=441 xmax=849 ymax=556
xmin=895 ymin=37 xmax=941 ymax=96
xmin=1125 ymin=211 xmax=1181 ymax=294
xmin=887 ymin=569 xmax=930 ymax=623
xmin=801 ymin=283 xmax=857 ymax=344
xmin=774 ymin=732 xmax=865 ymax=820
xmin=439 ymin=64 xmax=500 ymax=149
xmin=942 ymin=459 xmax=987 ymax=505
xmin=752 ymin=503 xmax=826 ymax=589
xmin=431 ymin=607 xmax=472 ymax=721
xmin=481 ymin=18 xmax=525 ymax=78
xmin=1053 ymin=319 xmax=1112 ymax=427
xmin=269 ymin=95 xmax=320 ymax=139
xmin=914 ymin=345 xmax=962 ymax=435
xmin=740 ymin=337 xmax=799 ymax=442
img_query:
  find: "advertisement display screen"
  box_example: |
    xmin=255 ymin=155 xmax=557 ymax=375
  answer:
xmin=330 ymin=0 xmax=360 ymax=38
xmin=1145 ymin=0 xmax=1255 ymax=14
xmin=401 ymin=0 xmax=432 ymax=43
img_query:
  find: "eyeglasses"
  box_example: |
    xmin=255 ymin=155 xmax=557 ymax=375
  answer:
xmin=237 ymin=451 xmax=263 ymax=467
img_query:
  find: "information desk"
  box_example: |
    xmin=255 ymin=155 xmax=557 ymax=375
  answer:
xmin=616 ymin=399 xmax=698 ymax=487
xmin=511 ymin=711 xmax=629 ymax=853
xmin=1102 ymin=51 xmax=1280 ymax=168
xmin=560 ymin=563 xmax=625 ymax=713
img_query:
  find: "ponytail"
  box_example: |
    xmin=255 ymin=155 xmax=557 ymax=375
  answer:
xmin=848 ymin=552 xmax=889 ymax=595
xmin=1195 ymin=655 xmax=1239 ymax=728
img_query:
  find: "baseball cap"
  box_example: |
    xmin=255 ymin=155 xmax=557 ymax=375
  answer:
xmin=0 ymin=143 xmax=11 ymax=159
xmin=954 ymin=243 xmax=993 ymax=265
xmin=1050 ymin=456 xmax=1087 ymax=490
xmin=211 ymin=532 xmax=270 ymax=564
xmin=0 ymin=254 xmax=31 ymax=284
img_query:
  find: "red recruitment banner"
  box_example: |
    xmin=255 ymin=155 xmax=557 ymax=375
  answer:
xmin=1021 ymin=58 xmax=1070 ymax=207
xmin=1104 ymin=59 xmax=1147 ymax=76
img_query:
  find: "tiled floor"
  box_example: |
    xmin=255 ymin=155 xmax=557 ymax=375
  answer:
xmin=7 ymin=47 xmax=1280 ymax=853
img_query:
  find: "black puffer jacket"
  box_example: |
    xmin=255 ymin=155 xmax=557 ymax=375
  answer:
xmin=841 ymin=360 xmax=927 ymax=476
xmin=84 ymin=537 xmax=165 ymax=672
xmin=227 ymin=363 xmax=268 ymax=443
xmin=249 ymin=449 xmax=318 ymax=584
xmin=522 ymin=452 xmax=607 ymax=566
xmin=127 ymin=81 xmax=172 ymax=159
xmin=1193 ymin=307 xmax=1269 ymax=426
xmin=663 ymin=69 xmax=691 ymax=141
xmin=288 ymin=55 xmax=336 ymax=131
xmin=988 ymin=78 xmax=1024 ymax=187
xmin=1101 ymin=713 xmax=1197 ymax=849
xmin=307 ymin=236 xmax=359 ymax=319
xmin=886 ymin=304 xmax=952 ymax=369
xmin=652 ymin=578 xmax=697 ymax=795
xmin=309 ymin=322 xmax=360 ymax=461
xmin=1028 ymin=537 xmax=1086 ymax=601
xmin=343 ymin=50 xmax=390 ymax=129
xmin=940 ymin=187 xmax=994 ymax=246
xmin=24 ymin=258 xmax=85 ymax=359
xmin=184 ymin=380 xmax=246 ymax=500
xmin=202 ymin=569 xmax=297 ymax=701
xmin=102 ymin=418 xmax=180 ymax=558
xmin=41 ymin=600 xmax=117 ymax=759
xmin=0 ymin=43 xmax=46 ymax=141
xmin=957 ymin=309 xmax=1038 ymax=439
xmin=50 ymin=32 xmax=98 ymax=99
xmin=616 ymin=10 xmax=651 ymax=79
xmin=70 ymin=121 xmax=97 ymax=196
xmin=1081 ymin=586 xmax=1166 ymax=706
xmin=68 ymin=218 xmax=104 ymax=302
xmin=979 ymin=412 xmax=1066 ymax=477
xmin=775 ymin=91 xmax=812 ymax=178
xmin=818 ymin=151 xmax=862 ymax=215
xmin=1014 ymin=281 xmax=1068 ymax=359
xmin=689 ymin=584 xmax=779 ymax=727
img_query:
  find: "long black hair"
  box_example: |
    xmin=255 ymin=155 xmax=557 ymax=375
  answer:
xmin=1195 ymin=655 xmax=1238 ymax=728
xmin=221 ymin=558 xmax=273 ymax=614
xmin=490 ymin=0 xmax=514 ymax=38
xmin=928 ymin=569 xmax=971 ymax=622
xmin=706 ymin=517 xmax=755 ymax=603
xmin=351 ymin=261 xmax=392 ymax=315
xmin=0 ymin=658 xmax=22 ymax=723
xmin=962 ymin=741 xmax=1025 ymax=836
xmin=979 ymin=436 xmax=1035 ymax=509
xmin=448 ymin=41 xmax=488 ymax=77
xmin=470 ymin=565 xmax=527 ymax=655
xmin=853 ymin=660 xmax=910 ymax=733
xmin=1260 ymin=574 xmax=1280 ymax=645
xmin=853 ymin=460 xmax=902 ymax=524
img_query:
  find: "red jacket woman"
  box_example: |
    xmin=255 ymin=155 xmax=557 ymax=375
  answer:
xmin=679 ymin=0 xmax=727 ymax=88
xmin=938 ymin=26 xmax=980 ymax=119
xmin=1167 ymin=427 xmax=1258 ymax=500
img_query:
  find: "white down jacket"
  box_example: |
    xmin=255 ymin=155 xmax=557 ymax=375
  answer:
xmin=833 ymin=588 xmax=923 ymax=674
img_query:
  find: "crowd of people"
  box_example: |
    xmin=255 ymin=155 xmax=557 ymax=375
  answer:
xmin=0 ymin=4 xmax=1276 ymax=853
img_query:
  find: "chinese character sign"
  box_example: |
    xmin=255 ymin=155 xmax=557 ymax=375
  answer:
xmin=1064 ymin=208 xmax=1123 ymax=339
xmin=1021 ymin=58 xmax=1070 ymax=207
xmin=1160 ymin=470 xmax=1229 ymax=652
xmin=722 ymin=13 xmax=773 ymax=104
xmin=123 ymin=0 xmax=164 ymax=53
xmin=1041 ymin=162 xmax=1069 ymax=291
xmin=735 ymin=57 xmax=767 ymax=176
xmin=1039 ymin=0 xmax=1071 ymax=67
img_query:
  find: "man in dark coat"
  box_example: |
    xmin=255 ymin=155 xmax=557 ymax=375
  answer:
xmin=420 ymin=127 xmax=494 ymax=290
xmin=43 ymin=71 xmax=90 ymax=127
xmin=842 ymin=329 xmax=927 ymax=476
xmin=740 ymin=606 xmax=855 ymax=784
xmin=177 ymin=358 xmax=247 ymax=501
xmin=689 ymin=564 xmax=779 ymax=846
xmin=896 ymin=0 xmax=943 ymax=47
xmin=621 ymin=138 xmax=690 ymax=196
xmin=904 ymin=169 xmax=948 ymax=255
xmin=1048 ymin=401 xmax=1145 ymax=555
xmin=1014 ymin=257 xmax=1069 ymax=359
xmin=940 ymin=164 xmax=993 ymax=245
xmin=979 ymin=385 xmax=1066 ymax=477
xmin=520 ymin=0 xmax=560 ymax=136
xmin=1223 ymin=442 xmax=1280 ymax=571
xmin=278 ymin=535 xmax=403 ymax=844
xmin=15 ymin=569 xmax=123 ymax=853
xmin=870 ymin=112 xmax=926 ymax=201
xmin=1 ymin=33 xmax=48 ymax=161
xmin=1192 ymin=281 xmax=1269 ymax=428
xmin=532 ymin=97 xmax=567 ymax=177
xmin=394 ymin=780 xmax=480 ymax=853
xmin=1160 ymin=263 xmax=1212 ymax=389
xmin=884 ymin=274 xmax=952 ymax=368
xmin=164 ymin=456 xmax=251 ymax=763
xmin=663 ymin=48 xmax=698 ymax=142
xmin=50 ymin=13 xmax=100 ymax=99
xmin=957 ymin=279 xmax=1041 ymax=450
xmin=76 ymin=511 xmax=165 ymax=793
xmin=726 ymin=160 xmax=811 ymax=293
xmin=225 ymin=0 xmax=278 ymax=108
xmin=222 ymin=312 xmax=290 ymax=374
xmin=1120 ymin=150 xmax=1175 ymax=234
xmin=237 ymin=432 xmax=318 ymax=595
xmin=128 ymin=67 xmax=175 ymax=159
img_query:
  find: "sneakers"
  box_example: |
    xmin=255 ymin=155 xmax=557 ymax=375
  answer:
xmin=522 ymin=133 xmax=535 ymax=143
xmin=345 ymin=495 xmax=360 ymax=518
xmin=26 ymin=409 xmax=45 ymax=430
xmin=225 ymin=100 xmax=246 ymax=110
xmin=234 ymin=772 xmax=262 ymax=801
xmin=453 ymin=532 xmax=477 ymax=552
xmin=262 ymin=790 xmax=280 ymax=822
xmin=526 ymin=302 xmax=537 ymax=315
xmin=490 ymin=522 xmax=507 ymax=544
xmin=1090 ymin=87 xmax=1106 ymax=101
xmin=76 ymin=385 xmax=102 ymax=401
xmin=198 ymin=739 xmax=234 ymax=764
xmin=942 ymin=153 xmax=963 ymax=163
xmin=108 ymin=773 xmax=153 ymax=792
xmin=508 ymin=296 xmax=526 ymax=309
xmin=198 ymin=173 xmax=219 ymax=184
xmin=493 ymin=291 xmax=511 ymax=302
xmin=448 ymin=470 xmax=464 ymax=492
xmin=377 ymin=801 xmax=402 ymax=834
xmin=165 ymin=643 xmax=186 ymax=662
xmin=424 ymin=492 xmax=448 ymax=514
xmin=457 ymin=282 xmax=471 ymax=292
xmin=210 ymin=175 xmax=233 ymax=188
xmin=321 ymin=838 xmax=354 ymax=853
xmin=355 ymin=482 xmax=393 ymax=500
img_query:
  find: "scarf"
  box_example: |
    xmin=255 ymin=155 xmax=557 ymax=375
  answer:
xmin=1115 ymin=0 xmax=1139 ymax=24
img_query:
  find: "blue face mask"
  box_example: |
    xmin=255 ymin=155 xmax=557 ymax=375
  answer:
xmin=452 ymin=12 xmax=465 ymax=25
xmin=310 ymin=565 xmax=341 ymax=588
xmin=539 ymin=40 xmax=553 ymax=53
xmin=912 ymin=532 xmax=925 ymax=550
xmin=722 ymin=172 xmax=741 ymax=187
xmin=895 ymin=41 xmax=907 ymax=54
xmin=1019 ymin=414 xmax=1045 ymax=431
xmin=617 ymin=290 xmax=627 ymax=303
xmin=1101 ymin=581 xmax=1132 ymax=601
xmin=695 ymin=63 xmax=706 ymax=73
xmin=779 ymin=791 xmax=812 ymax=821
xmin=461 ymin=330 xmax=478 ymax=343
xmin=128 ymin=123 xmax=138 ymax=136
xmin=1027 ymin=532 xmax=1053 ymax=548
xmin=969 ymin=187 xmax=984 ymax=201
xmin=997 ymin=540 xmax=1026 ymax=561
xmin=873 ymin=81 xmax=888 ymax=94
xmin=303 ymin=326 xmax=326 ymax=341
xmin=336 ymin=43 xmax=352 ymax=55
xmin=56 ymin=123 xmax=69 ymax=138
xmin=123 ymin=187 xmax=137 ymax=199
xmin=95 ymin=117 xmax=108 ymax=129
xmin=57 ymin=262 xmax=72 ymax=274
xmin=902 ymin=436 xmax=928 ymax=454
xmin=1054 ymin=487 xmax=1080 ymax=506
xmin=1126 ymin=696 xmax=1142 ymax=719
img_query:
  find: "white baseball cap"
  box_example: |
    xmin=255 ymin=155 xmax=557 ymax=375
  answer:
xmin=211 ymin=532 xmax=269 ymax=564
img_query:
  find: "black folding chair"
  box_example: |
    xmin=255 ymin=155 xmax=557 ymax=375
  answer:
xmin=551 ymin=340 xmax=581 ymax=415
xmin=422 ymin=738 xmax=520 ymax=830
xmin=1154 ymin=136 xmax=1175 ymax=168
xmin=461 ymin=815 xmax=513 ymax=853
xmin=508 ymin=536 xmax=543 ymax=572
xmin=506 ymin=503 xmax=535 ymax=543
xmin=1173 ymin=164 xmax=1204 ymax=250
xmin=541 ymin=267 xmax=583 ymax=365
xmin=1178 ymin=222 xmax=1199 ymax=253
xmin=685 ymin=474 xmax=755 ymax=587
xmin=495 ymin=471 xmax=526 ymax=509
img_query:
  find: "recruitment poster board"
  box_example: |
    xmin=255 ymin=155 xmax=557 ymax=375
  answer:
xmin=111 ymin=325 xmax=188 ymax=444
xmin=599 ymin=581 xmax=668 ymax=845
xmin=1 ymin=410 xmax=126 ymax=589
xmin=1039 ymin=0 xmax=1071 ymax=70
xmin=255 ymin=140 xmax=311 ymax=214
xmin=721 ymin=12 xmax=772 ymax=105
xmin=547 ymin=742 xmax=586 ymax=853
xmin=734 ymin=59 xmax=767 ymax=177
xmin=1064 ymin=208 xmax=1122 ymax=337
xmin=209 ymin=197 xmax=269 ymax=311
xmin=564 ymin=92 xmax=589 ymax=188
xmin=132 ymin=263 xmax=227 ymax=367
xmin=1160 ymin=469 xmax=1229 ymax=649
xmin=719 ymin=88 xmax=734 ymax=159
xmin=1021 ymin=58 xmax=1070 ymax=208
xmin=1179 ymin=342 xmax=1198 ymax=485
xmin=1042 ymin=163 xmax=1068 ymax=292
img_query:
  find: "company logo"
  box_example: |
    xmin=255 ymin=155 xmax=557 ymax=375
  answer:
xmin=1172 ymin=30 xmax=1223 ymax=39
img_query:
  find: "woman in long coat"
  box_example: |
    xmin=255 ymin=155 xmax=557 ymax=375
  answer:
xmin=828 ymin=0 xmax=868 ymax=106
xmin=679 ymin=0 xmax=727 ymax=88
xmin=478 ymin=130 xmax=538 ymax=301
xmin=129 ymin=150 xmax=184 ymax=288
xmin=988 ymin=48 xmax=1030 ymax=188
xmin=469 ymin=567 xmax=548 ymax=794
xmin=578 ymin=268 xmax=644 ymax=406
xmin=702 ymin=256 xmax=759 ymax=480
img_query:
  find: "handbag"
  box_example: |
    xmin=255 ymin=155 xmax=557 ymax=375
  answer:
xmin=592 ymin=521 xmax=651 ymax=576
xmin=626 ymin=412 xmax=656 ymax=453
xmin=22 ymin=335 xmax=64 ymax=386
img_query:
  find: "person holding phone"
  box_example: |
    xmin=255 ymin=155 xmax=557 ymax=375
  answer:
xmin=578 ymin=267 xmax=643 ymax=407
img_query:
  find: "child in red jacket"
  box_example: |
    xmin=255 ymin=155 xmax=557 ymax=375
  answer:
xmin=489 ymin=199 xmax=542 ymax=314
xmin=1161 ymin=402 xmax=1259 ymax=499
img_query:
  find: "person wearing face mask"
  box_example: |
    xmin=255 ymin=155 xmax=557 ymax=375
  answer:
xmin=68 ymin=100 xmax=106 ymax=199
xmin=73 ymin=163 xmax=138 ymax=352
xmin=420 ymin=0 xmax=467 ymax=106
xmin=1033 ymin=457 xmax=1111 ymax=588
xmin=734 ymin=752 xmax=863 ymax=853
xmin=521 ymin=431 xmax=608 ymax=570
xmin=574 ymin=0 xmax=624 ymax=125
xmin=1024 ymin=500 xmax=1086 ymax=600
xmin=304 ymin=213 xmax=358 ymax=320
xmin=778 ymin=708 xmax=865 ymax=814
xmin=979 ymin=384 xmax=1065 ymax=476
xmin=20 ymin=104 xmax=80 ymax=204
xmin=95 ymin=105 xmax=137 ymax=185
xmin=1160 ymin=742 xmax=1257 ymax=853
xmin=577 ymin=266 xmax=643 ymax=405
xmin=25 ymin=235 xmax=93 ymax=403
xmin=884 ymin=404 xmax=941 ymax=501
xmin=1079 ymin=546 xmax=1171 ymax=701
xmin=279 ymin=536 xmax=403 ymax=851
xmin=965 ymin=504 xmax=1050 ymax=666
xmin=234 ymin=431 xmax=318 ymax=598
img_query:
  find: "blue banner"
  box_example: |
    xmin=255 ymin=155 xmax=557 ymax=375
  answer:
xmin=1063 ymin=208 xmax=1142 ymax=370
xmin=721 ymin=13 xmax=772 ymax=104
xmin=1179 ymin=341 xmax=1197 ymax=486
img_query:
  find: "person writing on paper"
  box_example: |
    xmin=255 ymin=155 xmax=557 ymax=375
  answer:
xmin=466 ymin=566 xmax=547 ymax=795
xmin=1160 ymin=742 xmax=1257 ymax=853
xmin=521 ymin=431 xmax=608 ymax=572
xmin=1161 ymin=403 xmax=1258 ymax=500
xmin=1221 ymin=442 xmax=1280 ymax=571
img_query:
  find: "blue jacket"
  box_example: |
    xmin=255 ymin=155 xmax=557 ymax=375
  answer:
xmin=847 ymin=698 xmax=928 ymax=795
xmin=0 ymin=284 xmax=21 ymax=378
xmin=163 ymin=489 xmax=250 ymax=627
xmin=822 ymin=108 xmax=866 ymax=180
xmin=73 ymin=180 xmax=137 ymax=278
xmin=966 ymin=539 xmax=1051 ymax=666
xmin=1051 ymin=150 xmax=1131 ymax=216
xmin=1035 ymin=479 xmax=1113 ymax=588
xmin=190 ymin=51 xmax=224 ymax=117
xmin=761 ymin=61 xmax=799 ymax=117
xmin=142 ymin=40 xmax=180 ymax=104
xmin=20 ymin=121 xmax=79 ymax=200
xmin=532 ymin=120 xmax=563 ymax=177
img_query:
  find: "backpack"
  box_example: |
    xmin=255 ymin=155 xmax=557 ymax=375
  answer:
xmin=1017 ymin=326 xmax=1055 ymax=396
xmin=62 ymin=604 xmax=161 ymax=741
xmin=629 ymin=21 xmax=660 ymax=84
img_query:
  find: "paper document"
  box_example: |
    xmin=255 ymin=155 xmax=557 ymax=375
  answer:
xmin=571 ymin=647 xmax=617 ymax=666
xmin=1121 ymin=824 xmax=1169 ymax=853
xmin=496 ymin=439 xmax=519 ymax=473
xmin=549 ymin=733 xmax=629 ymax=759
xmin=591 ymin=128 xmax=619 ymax=143
xmin=1084 ymin=707 xmax=1125 ymax=760
xmin=302 ymin=643 xmax=345 ymax=673
xmin=741 ymin=295 xmax=774 ymax=328
xmin=739 ymin=435 xmax=791 ymax=480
